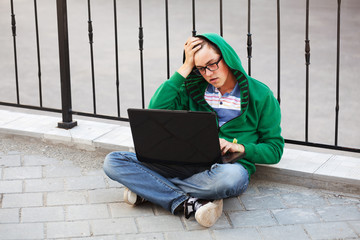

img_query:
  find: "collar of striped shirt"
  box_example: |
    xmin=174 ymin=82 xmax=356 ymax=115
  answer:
xmin=204 ymin=84 xmax=241 ymax=126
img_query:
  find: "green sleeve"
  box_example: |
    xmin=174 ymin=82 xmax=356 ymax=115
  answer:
xmin=242 ymin=91 xmax=284 ymax=165
xmin=148 ymin=72 xmax=189 ymax=110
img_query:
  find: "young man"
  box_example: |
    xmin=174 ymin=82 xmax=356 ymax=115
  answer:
xmin=104 ymin=33 xmax=284 ymax=227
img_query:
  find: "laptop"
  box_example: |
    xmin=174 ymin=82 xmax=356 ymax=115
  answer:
xmin=127 ymin=108 xmax=245 ymax=166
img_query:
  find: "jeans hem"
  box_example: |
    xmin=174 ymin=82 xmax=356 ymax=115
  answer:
xmin=171 ymin=195 xmax=189 ymax=214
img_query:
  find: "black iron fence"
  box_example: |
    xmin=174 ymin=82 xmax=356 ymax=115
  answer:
xmin=1 ymin=0 xmax=359 ymax=153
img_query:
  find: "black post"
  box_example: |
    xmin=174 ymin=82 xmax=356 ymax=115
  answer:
xmin=219 ymin=0 xmax=223 ymax=37
xmin=56 ymin=0 xmax=77 ymax=129
xmin=305 ymin=0 xmax=310 ymax=142
xmin=192 ymin=0 xmax=196 ymax=36
xmin=165 ymin=0 xmax=170 ymax=79
xmin=277 ymin=0 xmax=281 ymax=104
xmin=10 ymin=0 xmax=20 ymax=104
xmin=34 ymin=0 xmax=43 ymax=107
xmin=113 ymin=0 xmax=121 ymax=117
xmin=335 ymin=0 xmax=341 ymax=146
xmin=138 ymin=0 xmax=145 ymax=109
xmin=247 ymin=0 xmax=252 ymax=76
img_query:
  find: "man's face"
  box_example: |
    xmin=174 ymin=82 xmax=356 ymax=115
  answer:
xmin=194 ymin=45 xmax=231 ymax=90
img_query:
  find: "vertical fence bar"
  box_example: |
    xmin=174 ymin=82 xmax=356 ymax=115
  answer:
xmin=138 ymin=0 xmax=145 ymax=109
xmin=219 ymin=0 xmax=223 ymax=37
xmin=165 ymin=0 xmax=170 ymax=79
xmin=277 ymin=0 xmax=281 ymax=104
xmin=247 ymin=0 xmax=252 ymax=76
xmin=87 ymin=0 xmax=97 ymax=114
xmin=192 ymin=0 xmax=196 ymax=36
xmin=56 ymin=0 xmax=77 ymax=129
xmin=34 ymin=0 xmax=43 ymax=107
xmin=304 ymin=0 xmax=310 ymax=142
xmin=10 ymin=0 xmax=20 ymax=104
xmin=335 ymin=0 xmax=341 ymax=146
xmin=113 ymin=0 xmax=121 ymax=117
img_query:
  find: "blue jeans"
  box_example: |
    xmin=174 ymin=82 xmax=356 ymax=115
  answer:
xmin=103 ymin=151 xmax=249 ymax=214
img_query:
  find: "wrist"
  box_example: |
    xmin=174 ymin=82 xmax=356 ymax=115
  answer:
xmin=238 ymin=144 xmax=245 ymax=153
xmin=177 ymin=64 xmax=193 ymax=78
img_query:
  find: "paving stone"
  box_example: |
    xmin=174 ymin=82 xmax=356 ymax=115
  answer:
xmin=72 ymin=236 xmax=117 ymax=240
xmin=117 ymin=233 xmax=164 ymax=240
xmin=47 ymin=191 xmax=87 ymax=206
xmin=165 ymin=230 xmax=212 ymax=240
xmin=241 ymin=184 xmax=259 ymax=196
xmin=259 ymin=225 xmax=310 ymax=240
xmin=23 ymin=155 xmax=57 ymax=166
xmin=273 ymin=148 xmax=332 ymax=175
xmin=315 ymin=155 xmax=360 ymax=182
xmin=88 ymin=188 xmax=123 ymax=203
xmin=228 ymin=210 xmax=277 ymax=227
xmin=280 ymin=192 xmax=328 ymax=208
xmin=90 ymin=218 xmax=137 ymax=235
xmin=6 ymin=151 xmax=22 ymax=155
xmin=272 ymin=208 xmax=321 ymax=225
xmin=137 ymin=215 xmax=184 ymax=233
xmin=44 ymin=127 xmax=72 ymax=143
xmin=0 ymin=180 xmax=22 ymax=193
xmin=47 ymin=221 xmax=90 ymax=238
xmin=212 ymin=227 xmax=262 ymax=240
xmin=0 ymin=208 xmax=19 ymax=223
xmin=84 ymin=169 xmax=106 ymax=176
xmin=316 ymin=205 xmax=360 ymax=222
xmin=106 ymin=178 xmax=124 ymax=188
xmin=223 ymin=197 xmax=244 ymax=211
xmin=256 ymin=183 xmax=292 ymax=195
xmin=67 ymin=204 xmax=109 ymax=220
xmin=325 ymin=194 xmax=360 ymax=205
xmin=65 ymin=175 xmax=106 ymax=190
xmin=109 ymin=202 xmax=154 ymax=217
xmin=0 ymin=110 xmax=25 ymax=126
xmin=3 ymin=166 xmax=42 ymax=179
xmin=25 ymin=178 xmax=64 ymax=192
xmin=0 ymin=223 xmax=44 ymax=239
xmin=240 ymin=194 xmax=286 ymax=210
xmin=0 ymin=154 xmax=21 ymax=167
xmin=44 ymin=165 xmax=82 ymax=178
xmin=94 ymin=126 xmax=133 ymax=150
xmin=348 ymin=221 xmax=360 ymax=235
xmin=2 ymin=114 xmax=55 ymax=137
xmin=70 ymin=120 xmax=116 ymax=146
xmin=21 ymin=206 xmax=64 ymax=222
xmin=182 ymin=214 xmax=230 ymax=230
xmin=2 ymin=193 xmax=43 ymax=208
xmin=304 ymin=222 xmax=358 ymax=240
xmin=153 ymin=204 xmax=173 ymax=216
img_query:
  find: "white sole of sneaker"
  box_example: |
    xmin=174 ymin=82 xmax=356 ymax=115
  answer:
xmin=124 ymin=188 xmax=137 ymax=205
xmin=195 ymin=199 xmax=223 ymax=228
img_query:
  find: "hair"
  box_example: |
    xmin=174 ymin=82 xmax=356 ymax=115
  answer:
xmin=196 ymin=36 xmax=222 ymax=56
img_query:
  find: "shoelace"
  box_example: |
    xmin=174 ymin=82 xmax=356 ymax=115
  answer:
xmin=184 ymin=197 xmax=203 ymax=219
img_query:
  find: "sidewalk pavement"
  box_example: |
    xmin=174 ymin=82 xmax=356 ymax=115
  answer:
xmin=0 ymin=109 xmax=359 ymax=239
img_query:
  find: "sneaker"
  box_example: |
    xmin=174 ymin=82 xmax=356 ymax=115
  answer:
xmin=123 ymin=188 xmax=147 ymax=206
xmin=184 ymin=197 xmax=223 ymax=228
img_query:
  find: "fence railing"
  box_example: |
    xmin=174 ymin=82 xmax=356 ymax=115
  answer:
xmin=1 ymin=0 xmax=359 ymax=154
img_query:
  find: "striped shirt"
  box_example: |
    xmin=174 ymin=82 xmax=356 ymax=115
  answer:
xmin=204 ymin=84 xmax=241 ymax=127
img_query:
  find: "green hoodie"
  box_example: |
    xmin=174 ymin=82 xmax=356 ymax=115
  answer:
xmin=148 ymin=33 xmax=284 ymax=176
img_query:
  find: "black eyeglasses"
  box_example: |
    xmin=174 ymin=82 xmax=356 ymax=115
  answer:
xmin=193 ymin=56 xmax=223 ymax=76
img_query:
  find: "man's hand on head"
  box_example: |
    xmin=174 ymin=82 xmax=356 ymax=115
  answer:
xmin=178 ymin=37 xmax=203 ymax=78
